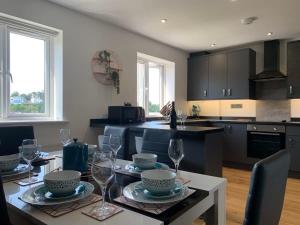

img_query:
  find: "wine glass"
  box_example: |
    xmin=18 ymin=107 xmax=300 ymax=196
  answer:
xmin=109 ymin=135 xmax=122 ymax=170
xmin=177 ymin=109 xmax=183 ymax=127
xmin=168 ymin=139 xmax=184 ymax=174
xmin=91 ymin=151 xmax=114 ymax=216
xmin=59 ymin=128 xmax=71 ymax=146
xmin=181 ymin=112 xmax=188 ymax=128
xmin=20 ymin=139 xmax=40 ymax=183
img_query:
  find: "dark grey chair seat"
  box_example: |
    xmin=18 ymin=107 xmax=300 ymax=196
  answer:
xmin=101 ymin=126 xmax=128 ymax=159
xmin=243 ymin=149 xmax=290 ymax=225
xmin=141 ymin=129 xmax=176 ymax=167
xmin=0 ymin=176 xmax=12 ymax=225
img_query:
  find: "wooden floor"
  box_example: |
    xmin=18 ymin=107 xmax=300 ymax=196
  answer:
xmin=192 ymin=167 xmax=300 ymax=225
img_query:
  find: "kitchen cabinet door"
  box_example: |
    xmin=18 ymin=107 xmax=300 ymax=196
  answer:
xmin=209 ymin=54 xmax=227 ymax=99
xmin=227 ymin=49 xmax=256 ymax=99
xmin=187 ymin=55 xmax=209 ymax=100
xmin=287 ymin=41 xmax=300 ymax=98
xmin=286 ymin=135 xmax=300 ymax=172
xmin=211 ymin=123 xmax=247 ymax=163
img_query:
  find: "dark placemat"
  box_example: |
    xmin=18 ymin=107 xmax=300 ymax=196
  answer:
xmin=113 ymin=187 xmax=209 ymax=225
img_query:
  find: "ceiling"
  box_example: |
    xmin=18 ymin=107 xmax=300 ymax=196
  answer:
xmin=46 ymin=0 xmax=300 ymax=52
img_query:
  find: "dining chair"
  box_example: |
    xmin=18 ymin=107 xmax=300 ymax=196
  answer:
xmin=243 ymin=149 xmax=290 ymax=225
xmin=141 ymin=129 xmax=176 ymax=167
xmin=0 ymin=126 xmax=34 ymax=156
xmin=0 ymin=176 xmax=12 ymax=225
xmin=99 ymin=126 xmax=128 ymax=159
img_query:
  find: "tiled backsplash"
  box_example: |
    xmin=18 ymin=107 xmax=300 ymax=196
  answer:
xmin=256 ymin=100 xmax=291 ymax=121
xmin=188 ymin=99 xmax=300 ymax=119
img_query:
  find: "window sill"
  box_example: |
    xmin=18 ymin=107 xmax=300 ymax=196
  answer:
xmin=0 ymin=119 xmax=69 ymax=126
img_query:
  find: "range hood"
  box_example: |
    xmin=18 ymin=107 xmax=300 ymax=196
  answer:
xmin=250 ymin=40 xmax=286 ymax=81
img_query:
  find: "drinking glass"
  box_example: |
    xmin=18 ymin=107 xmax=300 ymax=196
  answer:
xmin=181 ymin=112 xmax=188 ymax=128
xmin=20 ymin=139 xmax=40 ymax=183
xmin=177 ymin=109 xmax=183 ymax=127
xmin=109 ymin=135 xmax=122 ymax=170
xmin=168 ymin=139 xmax=184 ymax=173
xmin=91 ymin=151 xmax=114 ymax=216
xmin=59 ymin=128 xmax=71 ymax=146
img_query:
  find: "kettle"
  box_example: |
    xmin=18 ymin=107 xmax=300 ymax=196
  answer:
xmin=63 ymin=138 xmax=88 ymax=172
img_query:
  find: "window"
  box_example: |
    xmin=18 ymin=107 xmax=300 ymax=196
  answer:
xmin=0 ymin=13 xmax=62 ymax=120
xmin=137 ymin=53 xmax=175 ymax=116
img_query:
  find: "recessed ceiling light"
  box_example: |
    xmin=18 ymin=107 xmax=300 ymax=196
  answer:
xmin=211 ymin=43 xmax=217 ymax=47
xmin=230 ymin=0 xmax=238 ymax=2
xmin=160 ymin=19 xmax=167 ymax=23
xmin=267 ymin=32 xmax=273 ymax=36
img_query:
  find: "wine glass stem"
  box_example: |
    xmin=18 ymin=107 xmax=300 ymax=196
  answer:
xmin=101 ymin=186 xmax=107 ymax=209
xmin=28 ymin=161 xmax=31 ymax=181
xmin=175 ymin=163 xmax=179 ymax=173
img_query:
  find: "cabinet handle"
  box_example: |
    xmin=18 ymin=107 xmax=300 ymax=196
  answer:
xmin=222 ymin=89 xmax=226 ymax=96
xmin=204 ymin=90 xmax=207 ymax=97
xmin=290 ymin=85 xmax=293 ymax=95
xmin=273 ymin=127 xmax=278 ymax=131
xmin=228 ymin=88 xmax=232 ymax=96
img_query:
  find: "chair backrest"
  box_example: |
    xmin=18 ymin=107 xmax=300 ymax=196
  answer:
xmin=0 ymin=176 xmax=11 ymax=225
xmin=101 ymin=126 xmax=127 ymax=159
xmin=243 ymin=150 xmax=290 ymax=225
xmin=0 ymin=126 xmax=34 ymax=156
xmin=141 ymin=129 xmax=176 ymax=167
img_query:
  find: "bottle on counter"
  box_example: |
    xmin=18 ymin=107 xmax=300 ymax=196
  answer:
xmin=170 ymin=101 xmax=177 ymax=129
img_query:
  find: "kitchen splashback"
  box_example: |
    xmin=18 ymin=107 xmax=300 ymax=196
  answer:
xmin=256 ymin=100 xmax=291 ymax=121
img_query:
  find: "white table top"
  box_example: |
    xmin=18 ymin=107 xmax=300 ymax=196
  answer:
xmin=3 ymin=151 xmax=226 ymax=225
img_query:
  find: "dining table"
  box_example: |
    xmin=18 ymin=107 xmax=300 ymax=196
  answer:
xmin=3 ymin=151 xmax=227 ymax=225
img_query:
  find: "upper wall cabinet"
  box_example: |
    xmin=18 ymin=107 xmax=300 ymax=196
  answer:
xmin=187 ymin=48 xmax=256 ymax=100
xmin=209 ymin=53 xmax=227 ymax=99
xmin=287 ymin=41 xmax=300 ymax=98
xmin=187 ymin=55 xmax=209 ymax=100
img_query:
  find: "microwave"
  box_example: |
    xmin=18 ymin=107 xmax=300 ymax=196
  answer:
xmin=108 ymin=106 xmax=145 ymax=124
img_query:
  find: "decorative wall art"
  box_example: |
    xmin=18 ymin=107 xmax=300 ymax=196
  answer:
xmin=91 ymin=50 xmax=122 ymax=94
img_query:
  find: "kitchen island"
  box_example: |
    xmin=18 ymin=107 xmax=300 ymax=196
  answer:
xmin=90 ymin=120 xmax=224 ymax=177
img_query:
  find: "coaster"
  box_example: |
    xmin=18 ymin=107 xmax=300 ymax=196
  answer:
xmin=36 ymin=194 xmax=101 ymax=217
xmin=82 ymin=202 xmax=123 ymax=221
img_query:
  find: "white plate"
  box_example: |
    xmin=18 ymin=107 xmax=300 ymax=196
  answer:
xmin=19 ymin=181 xmax=94 ymax=206
xmin=1 ymin=164 xmax=31 ymax=177
xmin=125 ymin=162 xmax=169 ymax=173
xmin=123 ymin=181 xmax=189 ymax=204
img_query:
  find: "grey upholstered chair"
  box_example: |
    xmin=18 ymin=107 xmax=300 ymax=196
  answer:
xmin=100 ymin=126 xmax=128 ymax=159
xmin=0 ymin=176 xmax=12 ymax=225
xmin=141 ymin=129 xmax=176 ymax=167
xmin=243 ymin=149 xmax=290 ymax=225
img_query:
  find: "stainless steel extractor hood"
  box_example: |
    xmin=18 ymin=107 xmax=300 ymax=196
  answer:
xmin=250 ymin=40 xmax=286 ymax=81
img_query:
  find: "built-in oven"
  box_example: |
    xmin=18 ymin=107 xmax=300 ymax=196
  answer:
xmin=247 ymin=124 xmax=286 ymax=159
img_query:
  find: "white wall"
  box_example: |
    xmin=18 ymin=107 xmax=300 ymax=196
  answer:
xmin=0 ymin=0 xmax=188 ymax=148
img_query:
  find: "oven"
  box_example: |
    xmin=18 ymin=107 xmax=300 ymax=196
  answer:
xmin=247 ymin=124 xmax=286 ymax=159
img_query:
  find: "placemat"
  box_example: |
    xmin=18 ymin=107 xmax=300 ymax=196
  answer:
xmin=114 ymin=188 xmax=195 ymax=215
xmin=36 ymin=194 xmax=101 ymax=217
xmin=82 ymin=202 xmax=123 ymax=221
xmin=2 ymin=172 xmax=38 ymax=183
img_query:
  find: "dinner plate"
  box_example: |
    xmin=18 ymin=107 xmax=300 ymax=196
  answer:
xmin=126 ymin=162 xmax=169 ymax=173
xmin=20 ymin=181 xmax=94 ymax=206
xmin=123 ymin=181 xmax=189 ymax=204
xmin=134 ymin=181 xmax=183 ymax=199
xmin=0 ymin=164 xmax=31 ymax=177
xmin=34 ymin=184 xmax=86 ymax=201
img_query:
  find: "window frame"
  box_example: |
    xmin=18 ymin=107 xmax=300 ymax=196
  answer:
xmin=0 ymin=19 xmax=56 ymax=120
xmin=137 ymin=57 xmax=166 ymax=116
